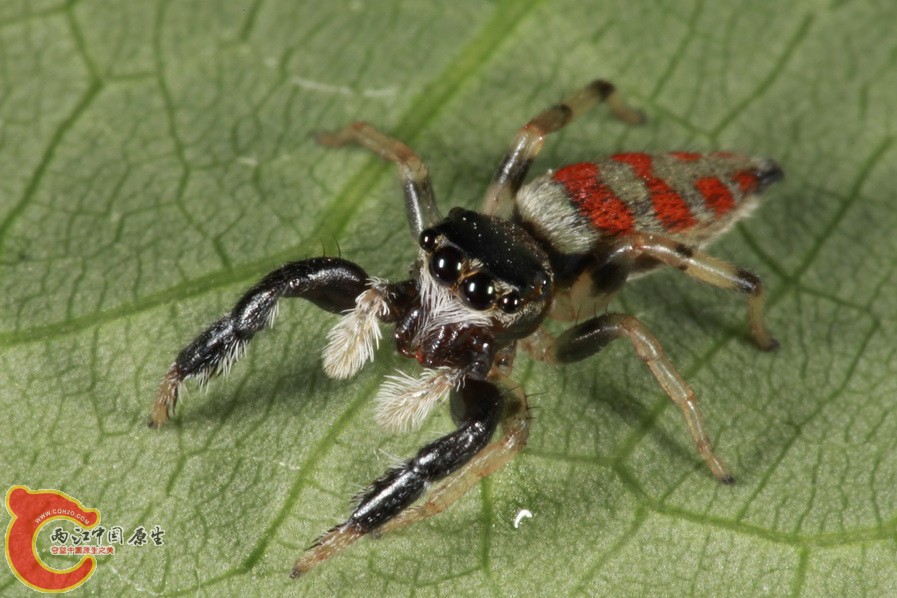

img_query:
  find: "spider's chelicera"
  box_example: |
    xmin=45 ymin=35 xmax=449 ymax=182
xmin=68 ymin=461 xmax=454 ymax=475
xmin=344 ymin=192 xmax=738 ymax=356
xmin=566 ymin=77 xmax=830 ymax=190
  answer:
xmin=149 ymin=79 xmax=783 ymax=577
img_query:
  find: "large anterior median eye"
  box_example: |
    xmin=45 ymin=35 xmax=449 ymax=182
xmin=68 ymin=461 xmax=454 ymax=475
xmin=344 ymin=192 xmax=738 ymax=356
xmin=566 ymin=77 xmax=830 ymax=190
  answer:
xmin=430 ymin=246 xmax=464 ymax=283
xmin=461 ymin=272 xmax=496 ymax=310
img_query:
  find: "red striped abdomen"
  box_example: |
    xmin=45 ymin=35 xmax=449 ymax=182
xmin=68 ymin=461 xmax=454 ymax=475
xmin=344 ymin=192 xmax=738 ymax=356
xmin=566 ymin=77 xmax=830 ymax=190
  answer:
xmin=516 ymin=151 xmax=782 ymax=254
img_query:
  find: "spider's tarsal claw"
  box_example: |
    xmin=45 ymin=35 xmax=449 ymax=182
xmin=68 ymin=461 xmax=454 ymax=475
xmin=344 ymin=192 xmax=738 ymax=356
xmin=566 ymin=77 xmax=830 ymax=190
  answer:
xmin=291 ymin=522 xmax=366 ymax=580
xmin=721 ymin=474 xmax=736 ymax=485
xmin=757 ymin=335 xmax=780 ymax=352
xmin=609 ymin=101 xmax=647 ymax=126
xmin=149 ymin=366 xmax=181 ymax=429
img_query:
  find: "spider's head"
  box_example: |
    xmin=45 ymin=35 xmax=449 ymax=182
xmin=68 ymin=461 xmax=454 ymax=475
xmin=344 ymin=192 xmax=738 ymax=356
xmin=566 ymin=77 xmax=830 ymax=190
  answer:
xmin=416 ymin=208 xmax=553 ymax=339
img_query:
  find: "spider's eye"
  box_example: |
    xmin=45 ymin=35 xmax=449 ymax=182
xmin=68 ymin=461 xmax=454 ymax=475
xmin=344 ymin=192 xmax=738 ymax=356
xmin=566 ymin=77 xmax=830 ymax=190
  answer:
xmin=461 ymin=272 xmax=496 ymax=310
xmin=531 ymin=271 xmax=551 ymax=298
xmin=499 ymin=292 xmax=523 ymax=313
xmin=430 ymin=246 xmax=464 ymax=283
xmin=419 ymin=228 xmax=438 ymax=251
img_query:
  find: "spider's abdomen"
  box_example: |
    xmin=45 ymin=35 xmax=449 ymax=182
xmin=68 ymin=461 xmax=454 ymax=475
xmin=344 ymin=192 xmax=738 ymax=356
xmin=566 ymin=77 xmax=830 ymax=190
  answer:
xmin=516 ymin=151 xmax=782 ymax=254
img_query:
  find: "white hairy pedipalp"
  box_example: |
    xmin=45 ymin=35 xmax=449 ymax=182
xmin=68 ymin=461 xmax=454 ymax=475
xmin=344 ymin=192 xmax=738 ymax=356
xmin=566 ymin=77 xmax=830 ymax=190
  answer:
xmin=369 ymin=255 xmax=492 ymax=432
xmin=374 ymin=367 xmax=466 ymax=433
xmin=321 ymin=279 xmax=390 ymax=379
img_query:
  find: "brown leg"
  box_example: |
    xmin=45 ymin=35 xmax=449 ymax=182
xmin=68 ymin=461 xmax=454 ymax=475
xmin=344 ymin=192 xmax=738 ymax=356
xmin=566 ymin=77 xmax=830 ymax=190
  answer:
xmin=483 ymin=79 xmax=644 ymax=216
xmin=315 ymin=121 xmax=440 ymax=236
xmin=553 ymin=313 xmax=734 ymax=483
xmin=614 ymin=232 xmax=778 ymax=350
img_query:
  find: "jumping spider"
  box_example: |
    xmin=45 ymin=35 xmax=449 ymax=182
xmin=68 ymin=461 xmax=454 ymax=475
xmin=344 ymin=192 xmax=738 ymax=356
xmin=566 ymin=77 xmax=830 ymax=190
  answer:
xmin=149 ymin=79 xmax=782 ymax=577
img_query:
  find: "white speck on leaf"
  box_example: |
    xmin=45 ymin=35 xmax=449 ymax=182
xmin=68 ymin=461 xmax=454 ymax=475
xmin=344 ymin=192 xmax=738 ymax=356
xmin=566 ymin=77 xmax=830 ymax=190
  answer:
xmin=514 ymin=509 xmax=533 ymax=529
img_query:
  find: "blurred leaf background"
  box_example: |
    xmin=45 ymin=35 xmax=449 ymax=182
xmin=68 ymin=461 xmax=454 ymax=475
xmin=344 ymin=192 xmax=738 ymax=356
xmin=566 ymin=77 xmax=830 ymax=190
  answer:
xmin=1 ymin=0 xmax=896 ymax=595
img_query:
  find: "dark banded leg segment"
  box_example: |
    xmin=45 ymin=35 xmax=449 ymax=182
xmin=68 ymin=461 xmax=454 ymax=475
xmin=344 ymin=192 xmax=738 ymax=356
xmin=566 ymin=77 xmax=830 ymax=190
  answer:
xmin=483 ymin=79 xmax=645 ymax=215
xmin=150 ymin=257 xmax=369 ymax=428
xmin=291 ymin=378 xmax=504 ymax=578
xmin=612 ymin=232 xmax=778 ymax=351
xmin=315 ymin=121 xmax=440 ymax=237
xmin=380 ymin=372 xmax=529 ymax=535
xmin=554 ymin=313 xmax=734 ymax=483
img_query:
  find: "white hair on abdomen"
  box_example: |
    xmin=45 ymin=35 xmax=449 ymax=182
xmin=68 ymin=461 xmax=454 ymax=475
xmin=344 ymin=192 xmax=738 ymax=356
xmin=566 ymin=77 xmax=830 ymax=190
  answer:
xmin=516 ymin=173 xmax=596 ymax=254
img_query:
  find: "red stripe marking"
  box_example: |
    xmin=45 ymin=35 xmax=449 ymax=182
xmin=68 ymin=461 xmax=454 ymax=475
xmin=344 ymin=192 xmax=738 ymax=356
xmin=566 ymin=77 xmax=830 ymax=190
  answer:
xmin=732 ymin=170 xmax=759 ymax=195
xmin=694 ymin=177 xmax=736 ymax=217
xmin=612 ymin=153 xmax=697 ymax=232
xmin=671 ymin=151 xmax=702 ymax=161
xmin=553 ymin=163 xmax=635 ymax=235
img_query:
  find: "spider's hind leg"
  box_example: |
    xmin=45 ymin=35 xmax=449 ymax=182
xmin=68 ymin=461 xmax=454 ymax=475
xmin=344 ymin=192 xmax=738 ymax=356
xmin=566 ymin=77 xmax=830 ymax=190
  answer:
xmin=607 ymin=232 xmax=778 ymax=351
xmin=552 ymin=313 xmax=734 ymax=483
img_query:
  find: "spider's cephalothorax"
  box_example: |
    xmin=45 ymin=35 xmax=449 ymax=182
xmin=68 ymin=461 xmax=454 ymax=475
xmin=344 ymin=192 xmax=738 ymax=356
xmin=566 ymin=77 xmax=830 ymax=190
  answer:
xmin=404 ymin=208 xmax=553 ymax=356
xmin=149 ymin=79 xmax=782 ymax=578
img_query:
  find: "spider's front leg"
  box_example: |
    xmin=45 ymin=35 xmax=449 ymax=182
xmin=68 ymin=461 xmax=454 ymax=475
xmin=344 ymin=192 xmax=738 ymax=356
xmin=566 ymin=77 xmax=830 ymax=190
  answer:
xmin=552 ymin=313 xmax=735 ymax=484
xmin=292 ymin=376 xmax=524 ymax=578
xmin=315 ymin=121 xmax=440 ymax=237
xmin=380 ymin=372 xmax=530 ymax=537
xmin=149 ymin=257 xmax=369 ymax=428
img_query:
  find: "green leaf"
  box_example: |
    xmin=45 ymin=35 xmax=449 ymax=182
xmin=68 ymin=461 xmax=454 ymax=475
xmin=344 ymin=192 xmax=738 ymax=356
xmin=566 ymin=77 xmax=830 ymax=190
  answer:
xmin=2 ymin=1 xmax=896 ymax=595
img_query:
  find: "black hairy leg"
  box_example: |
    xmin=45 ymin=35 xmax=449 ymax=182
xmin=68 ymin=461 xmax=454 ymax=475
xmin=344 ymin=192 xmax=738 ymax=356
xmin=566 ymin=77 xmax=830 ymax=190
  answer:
xmin=380 ymin=373 xmax=530 ymax=537
xmin=150 ymin=257 xmax=369 ymax=428
xmin=291 ymin=377 xmax=504 ymax=578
